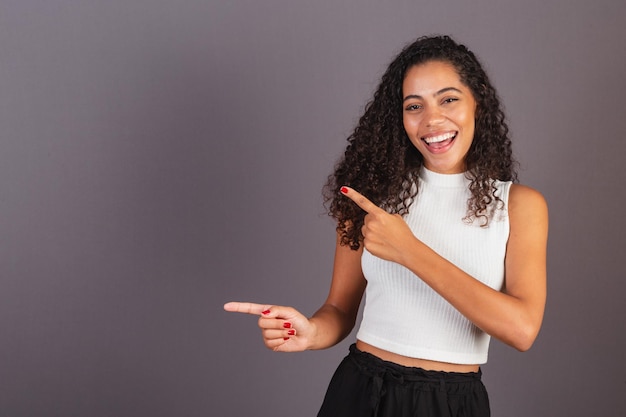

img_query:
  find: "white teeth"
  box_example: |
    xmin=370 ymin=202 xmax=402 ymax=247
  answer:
xmin=423 ymin=132 xmax=456 ymax=144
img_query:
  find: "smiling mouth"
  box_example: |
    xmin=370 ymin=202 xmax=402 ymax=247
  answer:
xmin=421 ymin=131 xmax=457 ymax=146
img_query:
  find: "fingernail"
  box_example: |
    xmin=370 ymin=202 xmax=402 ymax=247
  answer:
xmin=283 ymin=337 xmax=290 ymax=341
xmin=262 ymin=309 xmax=271 ymax=315
xmin=287 ymin=330 xmax=295 ymax=336
xmin=283 ymin=322 xmax=292 ymax=329
xmin=340 ymin=186 xmax=348 ymax=194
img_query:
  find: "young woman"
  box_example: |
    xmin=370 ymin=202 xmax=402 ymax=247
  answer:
xmin=224 ymin=35 xmax=548 ymax=417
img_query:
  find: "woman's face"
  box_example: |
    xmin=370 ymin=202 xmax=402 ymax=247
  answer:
xmin=402 ymin=60 xmax=477 ymax=174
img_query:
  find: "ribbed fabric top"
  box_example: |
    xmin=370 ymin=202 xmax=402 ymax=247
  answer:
xmin=357 ymin=168 xmax=511 ymax=364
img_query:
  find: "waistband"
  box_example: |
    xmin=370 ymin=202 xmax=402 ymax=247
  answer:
xmin=348 ymin=343 xmax=482 ymax=384
xmin=347 ymin=343 xmax=483 ymax=413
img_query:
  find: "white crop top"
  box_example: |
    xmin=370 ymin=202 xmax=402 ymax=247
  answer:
xmin=356 ymin=168 xmax=512 ymax=365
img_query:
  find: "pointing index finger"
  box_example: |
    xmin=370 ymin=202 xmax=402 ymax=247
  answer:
xmin=223 ymin=302 xmax=271 ymax=316
xmin=340 ymin=186 xmax=384 ymax=214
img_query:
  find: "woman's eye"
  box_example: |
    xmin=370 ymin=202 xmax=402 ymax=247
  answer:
xmin=405 ymin=104 xmax=422 ymax=111
xmin=443 ymin=97 xmax=459 ymax=104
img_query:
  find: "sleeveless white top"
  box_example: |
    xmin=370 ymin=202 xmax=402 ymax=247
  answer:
xmin=356 ymin=168 xmax=512 ymax=364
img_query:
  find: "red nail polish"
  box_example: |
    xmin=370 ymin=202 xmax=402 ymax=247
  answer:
xmin=283 ymin=337 xmax=290 ymax=341
xmin=340 ymin=186 xmax=348 ymax=194
xmin=262 ymin=309 xmax=271 ymax=315
xmin=287 ymin=330 xmax=295 ymax=336
xmin=283 ymin=322 xmax=291 ymax=329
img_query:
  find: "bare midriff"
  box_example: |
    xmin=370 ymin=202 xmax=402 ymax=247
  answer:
xmin=355 ymin=340 xmax=480 ymax=373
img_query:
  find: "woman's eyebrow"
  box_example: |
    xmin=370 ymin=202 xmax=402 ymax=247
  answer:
xmin=403 ymin=87 xmax=464 ymax=102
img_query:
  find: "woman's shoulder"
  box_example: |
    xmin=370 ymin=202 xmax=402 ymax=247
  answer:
xmin=508 ymin=184 xmax=548 ymax=223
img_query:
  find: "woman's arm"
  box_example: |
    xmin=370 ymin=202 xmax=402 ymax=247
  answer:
xmin=223 ymin=231 xmax=367 ymax=352
xmin=341 ymin=184 xmax=548 ymax=351
xmin=307 ymin=232 xmax=367 ymax=350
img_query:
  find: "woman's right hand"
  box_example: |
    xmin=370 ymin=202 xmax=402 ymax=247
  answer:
xmin=223 ymin=302 xmax=315 ymax=352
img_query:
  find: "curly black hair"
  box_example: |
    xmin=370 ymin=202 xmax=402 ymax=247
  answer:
xmin=324 ymin=35 xmax=518 ymax=250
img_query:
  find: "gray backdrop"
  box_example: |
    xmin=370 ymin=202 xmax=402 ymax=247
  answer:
xmin=1 ymin=0 xmax=625 ymax=416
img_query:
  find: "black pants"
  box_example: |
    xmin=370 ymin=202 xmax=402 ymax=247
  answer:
xmin=317 ymin=344 xmax=490 ymax=417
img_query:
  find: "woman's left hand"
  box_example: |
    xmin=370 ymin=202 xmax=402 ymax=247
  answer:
xmin=340 ymin=186 xmax=417 ymax=265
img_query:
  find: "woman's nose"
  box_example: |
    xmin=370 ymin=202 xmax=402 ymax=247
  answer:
xmin=425 ymin=106 xmax=445 ymax=126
